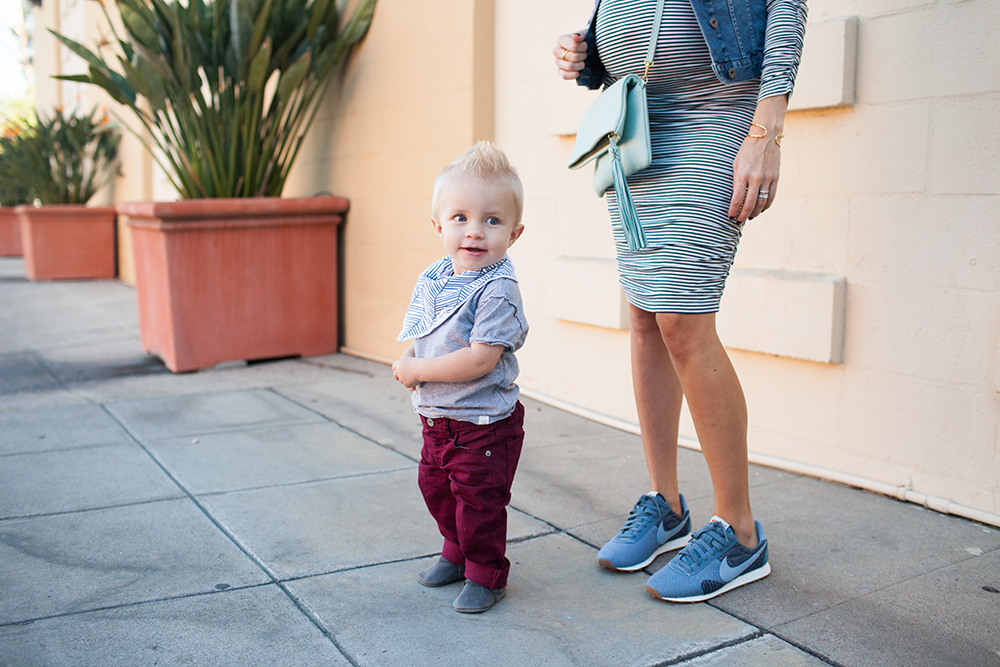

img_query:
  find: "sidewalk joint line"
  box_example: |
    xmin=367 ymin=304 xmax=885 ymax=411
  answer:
xmin=0 ymin=494 xmax=186 ymax=522
xmin=298 ymin=358 xmax=375 ymax=377
xmin=0 ymin=582 xmax=275 ymax=629
xmin=272 ymin=389 xmax=423 ymax=465
xmin=0 ymin=439 xmax=141 ymax=459
xmin=647 ymin=629 xmax=765 ymax=666
xmin=279 ymin=551 xmax=476 ymax=583
xmin=98 ymin=404 xmax=361 ymax=666
xmin=275 ymin=581 xmax=362 ymax=667
xmin=192 ymin=466 xmax=418 ymax=498
xmin=704 ymin=604 xmax=844 ymax=666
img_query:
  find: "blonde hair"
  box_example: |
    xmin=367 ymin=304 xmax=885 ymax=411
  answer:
xmin=432 ymin=141 xmax=524 ymax=225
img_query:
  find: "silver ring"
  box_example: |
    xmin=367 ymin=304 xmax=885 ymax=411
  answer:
xmin=757 ymin=191 xmax=769 ymax=198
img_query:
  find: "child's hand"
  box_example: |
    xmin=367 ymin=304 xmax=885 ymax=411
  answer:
xmin=392 ymin=355 xmax=420 ymax=390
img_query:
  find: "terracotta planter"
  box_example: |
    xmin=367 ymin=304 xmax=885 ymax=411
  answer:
xmin=117 ymin=196 xmax=347 ymax=373
xmin=0 ymin=208 xmax=22 ymax=256
xmin=16 ymin=205 xmax=116 ymax=280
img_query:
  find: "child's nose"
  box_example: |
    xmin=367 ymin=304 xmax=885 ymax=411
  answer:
xmin=466 ymin=222 xmax=486 ymax=238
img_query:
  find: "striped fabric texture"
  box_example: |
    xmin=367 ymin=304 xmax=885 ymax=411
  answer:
xmin=398 ymin=256 xmax=518 ymax=341
xmin=595 ymin=0 xmax=806 ymax=313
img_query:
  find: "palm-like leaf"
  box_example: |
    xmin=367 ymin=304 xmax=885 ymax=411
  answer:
xmin=0 ymin=110 xmax=121 ymax=206
xmin=52 ymin=0 xmax=376 ymax=199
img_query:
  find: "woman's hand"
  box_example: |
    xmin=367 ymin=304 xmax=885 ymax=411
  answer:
xmin=729 ymin=95 xmax=788 ymax=222
xmin=554 ymin=32 xmax=588 ymax=80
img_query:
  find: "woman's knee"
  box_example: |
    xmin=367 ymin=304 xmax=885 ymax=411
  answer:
xmin=629 ymin=307 xmax=664 ymax=346
xmin=656 ymin=313 xmax=717 ymax=359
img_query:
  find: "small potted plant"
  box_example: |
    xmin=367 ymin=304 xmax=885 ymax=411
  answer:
xmin=0 ymin=118 xmax=33 ymax=256
xmin=53 ymin=0 xmax=376 ymax=372
xmin=4 ymin=109 xmax=121 ymax=280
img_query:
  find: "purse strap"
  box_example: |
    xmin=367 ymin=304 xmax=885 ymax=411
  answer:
xmin=642 ymin=0 xmax=667 ymax=82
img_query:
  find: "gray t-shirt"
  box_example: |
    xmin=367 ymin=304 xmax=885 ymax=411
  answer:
xmin=411 ymin=277 xmax=528 ymax=424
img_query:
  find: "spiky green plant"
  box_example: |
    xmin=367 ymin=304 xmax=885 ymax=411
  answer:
xmin=0 ymin=118 xmax=34 ymax=207
xmin=52 ymin=0 xmax=376 ymax=199
xmin=0 ymin=109 xmax=121 ymax=206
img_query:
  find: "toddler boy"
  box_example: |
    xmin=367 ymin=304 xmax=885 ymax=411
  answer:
xmin=392 ymin=141 xmax=528 ymax=613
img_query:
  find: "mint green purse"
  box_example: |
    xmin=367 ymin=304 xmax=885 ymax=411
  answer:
xmin=567 ymin=0 xmax=665 ymax=251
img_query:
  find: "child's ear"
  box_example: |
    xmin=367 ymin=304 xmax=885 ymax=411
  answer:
xmin=430 ymin=217 xmax=443 ymax=237
xmin=508 ymin=224 xmax=525 ymax=247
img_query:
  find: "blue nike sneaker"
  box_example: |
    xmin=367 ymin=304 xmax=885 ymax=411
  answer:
xmin=597 ymin=492 xmax=691 ymax=571
xmin=646 ymin=516 xmax=770 ymax=603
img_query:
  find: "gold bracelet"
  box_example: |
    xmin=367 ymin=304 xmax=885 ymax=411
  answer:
xmin=774 ymin=133 xmax=784 ymax=148
xmin=747 ymin=123 xmax=768 ymax=138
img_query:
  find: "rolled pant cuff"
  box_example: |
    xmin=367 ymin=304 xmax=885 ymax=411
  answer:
xmin=465 ymin=558 xmax=509 ymax=590
xmin=441 ymin=540 xmax=465 ymax=566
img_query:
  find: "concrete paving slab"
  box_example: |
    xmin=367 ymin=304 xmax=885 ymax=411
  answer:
xmin=0 ymin=403 xmax=131 ymax=455
xmin=520 ymin=397 xmax=633 ymax=448
xmin=535 ymin=451 xmax=799 ymax=551
xmin=70 ymin=356 xmax=356 ymax=404
xmin=277 ymin=376 xmax=425 ymax=460
xmin=0 ymin=258 xmax=25 ymax=281
xmin=0 ymin=443 xmax=182 ymax=518
xmin=0 ymin=282 xmax=139 ymax=351
xmin=199 ymin=468 xmax=554 ymax=580
xmin=0 ymin=388 xmax=90 ymax=414
xmin=0 ymin=498 xmax=269 ymax=624
xmin=0 ymin=352 xmax=61 ymax=395
xmin=511 ymin=438 xmax=718 ymax=533
xmin=692 ymin=476 xmax=1000 ymax=627
xmin=773 ymin=549 xmax=1000 ymax=667
xmin=0 ymin=321 xmax=27 ymax=354
xmin=106 ymin=389 xmax=325 ymax=441
xmin=289 ymin=532 xmax=757 ymax=667
xmin=36 ymin=337 xmax=168 ymax=384
xmin=673 ymin=634 xmax=831 ymax=666
xmin=302 ymin=353 xmax=392 ymax=375
xmin=0 ymin=585 xmax=351 ymax=667
xmin=147 ymin=422 xmax=415 ymax=495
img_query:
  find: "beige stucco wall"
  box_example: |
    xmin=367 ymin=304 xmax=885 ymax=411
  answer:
xmin=32 ymin=0 xmax=1000 ymax=522
xmin=305 ymin=0 xmax=999 ymax=520
xmin=493 ymin=0 xmax=999 ymax=520
xmin=283 ymin=0 xmax=497 ymax=358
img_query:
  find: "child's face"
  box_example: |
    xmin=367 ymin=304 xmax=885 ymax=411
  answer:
xmin=432 ymin=174 xmax=524 ymax=275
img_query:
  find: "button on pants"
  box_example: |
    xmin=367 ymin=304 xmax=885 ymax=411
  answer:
xmin=418 ymin=401 xmax=525 ymax=590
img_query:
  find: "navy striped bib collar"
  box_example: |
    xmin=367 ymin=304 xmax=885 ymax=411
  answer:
xmin=397 ymin=256 xmax=517 ymax=341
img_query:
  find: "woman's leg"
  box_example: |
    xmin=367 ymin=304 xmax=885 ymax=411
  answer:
xmin=629 ymin=304 xmax=683 ymax=514
xmin=655 ymin=311 xmax=757 ymax=548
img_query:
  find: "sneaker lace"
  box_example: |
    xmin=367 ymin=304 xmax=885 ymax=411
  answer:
xmin=674 ymin=521 xmax=728 ymax=573
xmin=618 ymin=496 xmax=664 ymax=540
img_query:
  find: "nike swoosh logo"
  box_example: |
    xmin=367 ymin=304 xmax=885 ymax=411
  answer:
xmin=718 ymin=547 xmax=764 ymax=581
xmin=656 ymin=520 xmax=679 ymax=544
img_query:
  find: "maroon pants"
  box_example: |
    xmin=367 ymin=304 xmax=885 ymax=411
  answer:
xmin=418 ymin=401 xmax=525 ymax=590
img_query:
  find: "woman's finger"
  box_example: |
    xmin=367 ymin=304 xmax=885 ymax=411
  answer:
xmin=740 ymin=175 xmax=765 ymax=222
xmin=554 ymin=33 xmax=588 ymax=79
xmin=761 ymin=180 xmax=779 ymax=213
xmin=750 ymin=185 xmax=769 ymax=219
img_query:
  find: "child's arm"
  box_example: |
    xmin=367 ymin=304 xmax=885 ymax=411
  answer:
xmin=392 ymin=343 xmax=504 ymax=390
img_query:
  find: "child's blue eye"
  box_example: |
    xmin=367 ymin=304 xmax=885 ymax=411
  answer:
xmin=455 ymin=214 xmax=466 ymax=222
xmin=486 ymin=217 xmax=501 ymax=226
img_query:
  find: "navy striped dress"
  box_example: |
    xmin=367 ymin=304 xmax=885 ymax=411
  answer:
xmin=596 ymin=0 xmax=806 ymax=313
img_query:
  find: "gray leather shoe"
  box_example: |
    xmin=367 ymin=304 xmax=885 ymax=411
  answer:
xmin=417 ymin=558 xmax=465 ymax=587
xmin=452 ymin=580 xmax=506 ymax=613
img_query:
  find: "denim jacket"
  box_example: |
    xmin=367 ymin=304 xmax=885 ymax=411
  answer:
xmin=576 ymin=0 xmax=769 ymax=89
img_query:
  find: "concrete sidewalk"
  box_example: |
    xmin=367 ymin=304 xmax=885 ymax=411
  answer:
xmin=1 ymin=256 xmax=998 ymax=667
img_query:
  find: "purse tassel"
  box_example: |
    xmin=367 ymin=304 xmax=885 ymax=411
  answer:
xmin=609 ymin=135 xmax=647 ymax=251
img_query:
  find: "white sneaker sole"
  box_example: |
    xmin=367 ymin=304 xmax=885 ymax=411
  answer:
xmin=647 ymin=562 xmax=772 ymax=603
xmin=599 ymin=532 xmax=692 ymax=572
